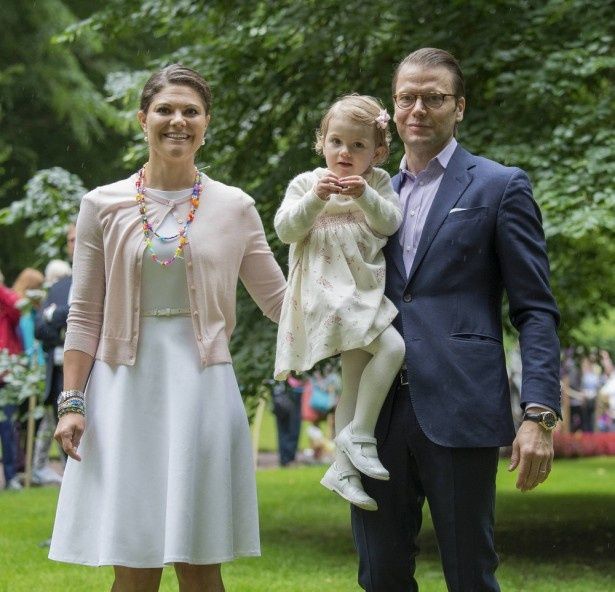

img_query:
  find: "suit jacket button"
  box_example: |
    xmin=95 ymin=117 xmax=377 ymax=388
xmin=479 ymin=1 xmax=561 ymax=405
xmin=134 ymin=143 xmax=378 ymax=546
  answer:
xmin=403 ymin=292 xmax=412 ymax=303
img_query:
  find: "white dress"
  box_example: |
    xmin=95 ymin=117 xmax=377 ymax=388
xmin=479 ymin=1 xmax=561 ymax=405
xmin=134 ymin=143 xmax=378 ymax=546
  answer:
xmin=49 ymin=188 xmax=260 ymax=568
xmin=274 ymin=167 xmax=402 ymax=379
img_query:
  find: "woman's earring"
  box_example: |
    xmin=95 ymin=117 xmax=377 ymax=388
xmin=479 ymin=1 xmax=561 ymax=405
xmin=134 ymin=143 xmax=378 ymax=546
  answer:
xmin=201 ymin=136 xmax=206 ymax=146
xmin=144 ymin=132 xmax=149 ymax=143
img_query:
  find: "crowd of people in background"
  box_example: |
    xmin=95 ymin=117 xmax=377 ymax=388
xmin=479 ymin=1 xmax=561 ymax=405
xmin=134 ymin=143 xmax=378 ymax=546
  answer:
xmin=562 ymin=348 xmax=615 ymax=433
xmin=3 ymin=255 xmax=615 ymax=485
xmin=271 ymin=363 xmax=341 ymax=468
xmin=273 ymin=346 xmax=615 ymax=468
xmin=0 ymin=225 xmax=74 ymax=491
xmin=2 ymin=244 xmax=615 ymax=484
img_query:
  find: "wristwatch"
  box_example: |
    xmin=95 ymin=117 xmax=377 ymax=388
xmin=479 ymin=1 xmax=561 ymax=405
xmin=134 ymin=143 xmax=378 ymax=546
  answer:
xmin=522 ymin=410 xmax=558 ymax=431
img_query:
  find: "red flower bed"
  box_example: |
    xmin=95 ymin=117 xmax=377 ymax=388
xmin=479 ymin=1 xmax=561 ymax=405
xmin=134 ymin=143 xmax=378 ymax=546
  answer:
xmin=553 ymin=432 xmax=615 ymax=458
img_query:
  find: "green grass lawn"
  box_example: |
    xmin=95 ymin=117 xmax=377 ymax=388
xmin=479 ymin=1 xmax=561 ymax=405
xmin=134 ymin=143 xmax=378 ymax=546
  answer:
xmin=1 ymin=456 xmax=614 ymax=591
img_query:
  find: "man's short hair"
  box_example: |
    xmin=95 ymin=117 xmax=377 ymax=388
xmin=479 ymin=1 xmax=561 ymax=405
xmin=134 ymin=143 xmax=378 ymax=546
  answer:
xmin=392 ymin=47 xmax=465 ymax=98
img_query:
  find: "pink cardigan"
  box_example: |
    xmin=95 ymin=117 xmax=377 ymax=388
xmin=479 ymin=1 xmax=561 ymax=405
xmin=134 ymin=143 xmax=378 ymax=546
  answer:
xmin=65 ymin=173 xmax=286 ymax=367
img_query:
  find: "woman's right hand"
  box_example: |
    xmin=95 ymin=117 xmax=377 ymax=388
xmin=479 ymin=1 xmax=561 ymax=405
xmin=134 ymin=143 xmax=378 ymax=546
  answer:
xmin=54 ymin=413 xmax=86 ymax=462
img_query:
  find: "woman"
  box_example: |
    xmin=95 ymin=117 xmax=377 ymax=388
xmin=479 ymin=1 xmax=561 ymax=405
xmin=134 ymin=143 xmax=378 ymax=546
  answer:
xmin=49 ymin=65 xmax=286 ymax=592
xmin=11 ymin=268 xmax=46 ymax=478
xmin=12 ymin=267 xmax=45 ymax=367
xmin=0 ymin=268 xmax=23 ymax=490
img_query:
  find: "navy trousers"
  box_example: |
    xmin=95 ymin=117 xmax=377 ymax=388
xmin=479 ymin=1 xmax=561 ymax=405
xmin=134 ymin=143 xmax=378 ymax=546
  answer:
xmin=351 ymin=382 xmax=501 ymax=592
xmin=0 ymin=404 xmax=17 ymax=485
xmin=275 ymin=391 xmax=302 ymax=466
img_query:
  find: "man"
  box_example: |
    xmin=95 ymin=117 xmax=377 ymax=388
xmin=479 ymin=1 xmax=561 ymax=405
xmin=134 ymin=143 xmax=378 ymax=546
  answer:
xmin=33 ymin=224 xmax=76 ymax=485
xmin=272 ymin=374 xmax=305 ymax=467
xmin=350 ymin=48 xmax=561 ymax=591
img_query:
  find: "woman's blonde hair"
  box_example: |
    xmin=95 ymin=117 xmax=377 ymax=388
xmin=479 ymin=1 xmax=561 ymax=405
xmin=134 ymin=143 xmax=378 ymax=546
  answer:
xmin=314 ymin=94 xmax=391 ymax=166
xmin=12 ymin=267 xmax=44 ymax=297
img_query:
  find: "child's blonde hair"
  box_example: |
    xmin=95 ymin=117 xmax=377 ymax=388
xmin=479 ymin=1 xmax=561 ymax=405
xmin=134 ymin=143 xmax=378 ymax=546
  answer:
xmin=315 ymin=94 xmax=391 ymax=166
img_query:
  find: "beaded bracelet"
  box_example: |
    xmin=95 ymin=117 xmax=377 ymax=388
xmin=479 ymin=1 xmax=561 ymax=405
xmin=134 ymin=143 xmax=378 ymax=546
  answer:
xmin=58 ymin=389 xmax=85 ymax=405
xmin=58 ymin=402 xmax=86 ymax=418
xmin=58 ymin=389 xmax=86 ymax=418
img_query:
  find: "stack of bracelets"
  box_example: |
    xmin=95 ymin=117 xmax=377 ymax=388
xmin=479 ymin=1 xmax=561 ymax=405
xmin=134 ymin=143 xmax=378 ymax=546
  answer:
xmin=57 ymin=389 xmax=86 ymax=418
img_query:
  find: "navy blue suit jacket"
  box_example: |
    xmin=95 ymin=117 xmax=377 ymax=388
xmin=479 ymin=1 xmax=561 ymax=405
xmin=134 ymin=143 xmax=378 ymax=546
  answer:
xmin=381 ymin=144 xmax=560 ymax=448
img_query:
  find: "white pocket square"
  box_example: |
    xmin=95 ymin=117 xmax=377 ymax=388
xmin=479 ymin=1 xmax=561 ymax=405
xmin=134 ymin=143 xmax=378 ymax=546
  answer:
xmin=449 ymin=207 xmax=467 ymax=213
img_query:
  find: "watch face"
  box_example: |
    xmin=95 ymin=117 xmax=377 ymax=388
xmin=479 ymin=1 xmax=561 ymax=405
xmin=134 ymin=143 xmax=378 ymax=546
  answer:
xmin=542 ymin=413 xmax=557 ymax=429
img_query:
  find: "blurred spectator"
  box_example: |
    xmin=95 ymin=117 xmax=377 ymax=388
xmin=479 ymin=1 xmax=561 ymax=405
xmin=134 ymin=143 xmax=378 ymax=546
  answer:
xmin=12 ymin=268 xmax=46 ymax=474
xmin=562 ymin=348 xmax=584 ymax=432
xmin=0 ymin=267 xmax=24 ymax=490
xmin=580 ymin=355 xmax=601 ymax=432
xmin=33 ymin=224 xmax=75 ymax=485
xmin=43 ymin=260 xmax=72 ymax=289
xmin=12 ymin=268 xmax=45 ymax=366
xmin=272 ymin=374 xmax=305 ymax=467
xmin=598 ymin=350 xmax=615 ymax=432
xmin=301 ymin=366 xmax=337 ymax=464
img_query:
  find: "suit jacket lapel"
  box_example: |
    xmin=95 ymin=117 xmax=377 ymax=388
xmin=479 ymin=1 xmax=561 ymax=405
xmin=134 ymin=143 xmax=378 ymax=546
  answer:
xmin=406 ymin=146 xmax=474 ymax=285
xmin=386 ymin=172 xmax=406 ymax=280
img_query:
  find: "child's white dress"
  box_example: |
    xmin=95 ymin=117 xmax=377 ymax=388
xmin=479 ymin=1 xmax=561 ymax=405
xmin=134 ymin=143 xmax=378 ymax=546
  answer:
xmin=274 ymin=167 xmax=401 ymax=379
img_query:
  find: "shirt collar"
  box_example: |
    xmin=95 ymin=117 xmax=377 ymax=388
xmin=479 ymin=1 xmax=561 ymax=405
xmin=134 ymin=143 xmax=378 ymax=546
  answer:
xmin=399 ymin=137 xmax=458 ymax=179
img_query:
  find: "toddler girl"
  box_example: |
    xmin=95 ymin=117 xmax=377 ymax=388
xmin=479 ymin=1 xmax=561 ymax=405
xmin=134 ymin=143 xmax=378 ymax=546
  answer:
xmin=274 ymin=95 xmax=405 ymax=510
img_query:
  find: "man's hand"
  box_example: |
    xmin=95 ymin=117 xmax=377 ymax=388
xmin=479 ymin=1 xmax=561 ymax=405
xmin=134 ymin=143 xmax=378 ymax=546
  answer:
xmin=508 ymin=421 xmax=554 ymax=491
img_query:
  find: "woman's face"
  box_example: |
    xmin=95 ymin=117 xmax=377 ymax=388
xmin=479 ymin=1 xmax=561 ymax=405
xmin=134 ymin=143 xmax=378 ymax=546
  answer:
xmin=137 ymin=84 xmax=210 ymax=165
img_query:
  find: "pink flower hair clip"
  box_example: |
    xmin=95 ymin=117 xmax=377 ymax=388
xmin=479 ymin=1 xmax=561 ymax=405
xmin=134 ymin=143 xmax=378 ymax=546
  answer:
xmin=375 ymin=109 xmax=391 ymax=129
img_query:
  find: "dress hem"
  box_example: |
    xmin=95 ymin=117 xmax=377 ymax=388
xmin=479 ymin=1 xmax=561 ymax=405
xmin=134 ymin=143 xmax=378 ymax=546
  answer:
xmin=274 ymin=314 xmax=397 ymax=380
xmin=48 ymin=550 xmax=261 ymax=568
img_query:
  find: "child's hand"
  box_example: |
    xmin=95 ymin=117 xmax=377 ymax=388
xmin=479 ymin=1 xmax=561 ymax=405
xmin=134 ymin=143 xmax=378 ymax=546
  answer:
xmin=314 ymin=172 xmax=342 ymax=201
xmin=338 ymin=176 xmax=366 ymax=199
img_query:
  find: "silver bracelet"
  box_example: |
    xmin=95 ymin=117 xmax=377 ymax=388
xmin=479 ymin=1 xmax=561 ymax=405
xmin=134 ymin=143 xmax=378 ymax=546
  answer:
xmin=58 ymin=389 xmax=85 ymax=405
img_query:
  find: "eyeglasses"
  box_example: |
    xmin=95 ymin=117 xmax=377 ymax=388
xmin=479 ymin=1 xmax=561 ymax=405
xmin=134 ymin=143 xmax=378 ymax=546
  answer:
xmin=393 ymin=93 xmax=457 ymax=110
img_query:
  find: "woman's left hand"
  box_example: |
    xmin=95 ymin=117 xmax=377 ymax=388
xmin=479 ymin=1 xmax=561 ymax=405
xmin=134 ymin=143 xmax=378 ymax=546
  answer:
xmin=338 ymin=176 xmax=366 ymax=199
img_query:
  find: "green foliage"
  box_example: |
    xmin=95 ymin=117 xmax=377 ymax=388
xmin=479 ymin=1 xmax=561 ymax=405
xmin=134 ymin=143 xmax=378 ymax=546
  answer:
xmin=0 ymin=349 xmax=46 ymax=416
xmin=0 ymin=0 xmax=128 ymax=279
xmin=572 ymin=310 xmax=615 ymax=354
xmin=0 ymin=168 xmax=85 ymax=261
xmin=0 ymin=0 xmax=118 ymax=192
xmin=79 ymin=0 xmax=612 ymax=391
xmin=2 ymin=0 xmax=612 ymax=400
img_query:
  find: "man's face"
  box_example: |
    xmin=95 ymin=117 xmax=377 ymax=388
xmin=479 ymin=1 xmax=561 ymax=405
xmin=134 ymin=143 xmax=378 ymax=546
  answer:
xmin=393 ymin=64 xmax=465 ymax=158
xmin=66 ymin=225 xmax=76 ymax=261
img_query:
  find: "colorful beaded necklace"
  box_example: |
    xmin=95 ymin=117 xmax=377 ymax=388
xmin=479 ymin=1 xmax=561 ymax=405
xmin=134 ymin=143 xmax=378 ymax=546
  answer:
xmin=135 ymin=163 xmax=202 ymax=267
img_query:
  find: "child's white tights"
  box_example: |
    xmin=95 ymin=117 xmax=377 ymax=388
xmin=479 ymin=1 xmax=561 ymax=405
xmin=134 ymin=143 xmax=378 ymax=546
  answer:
xmin=336 ymin=325 xmax=405 ymax=446
xmin=320 ymin=325 xmax=405 ymax=508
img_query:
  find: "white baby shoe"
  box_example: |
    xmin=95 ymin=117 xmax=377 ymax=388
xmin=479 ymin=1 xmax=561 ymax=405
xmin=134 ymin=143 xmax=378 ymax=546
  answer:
xmin=336 ymin=424 xmax=390 ymax=480
xmin=320 ymin=459 xmax=378 ymax=511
